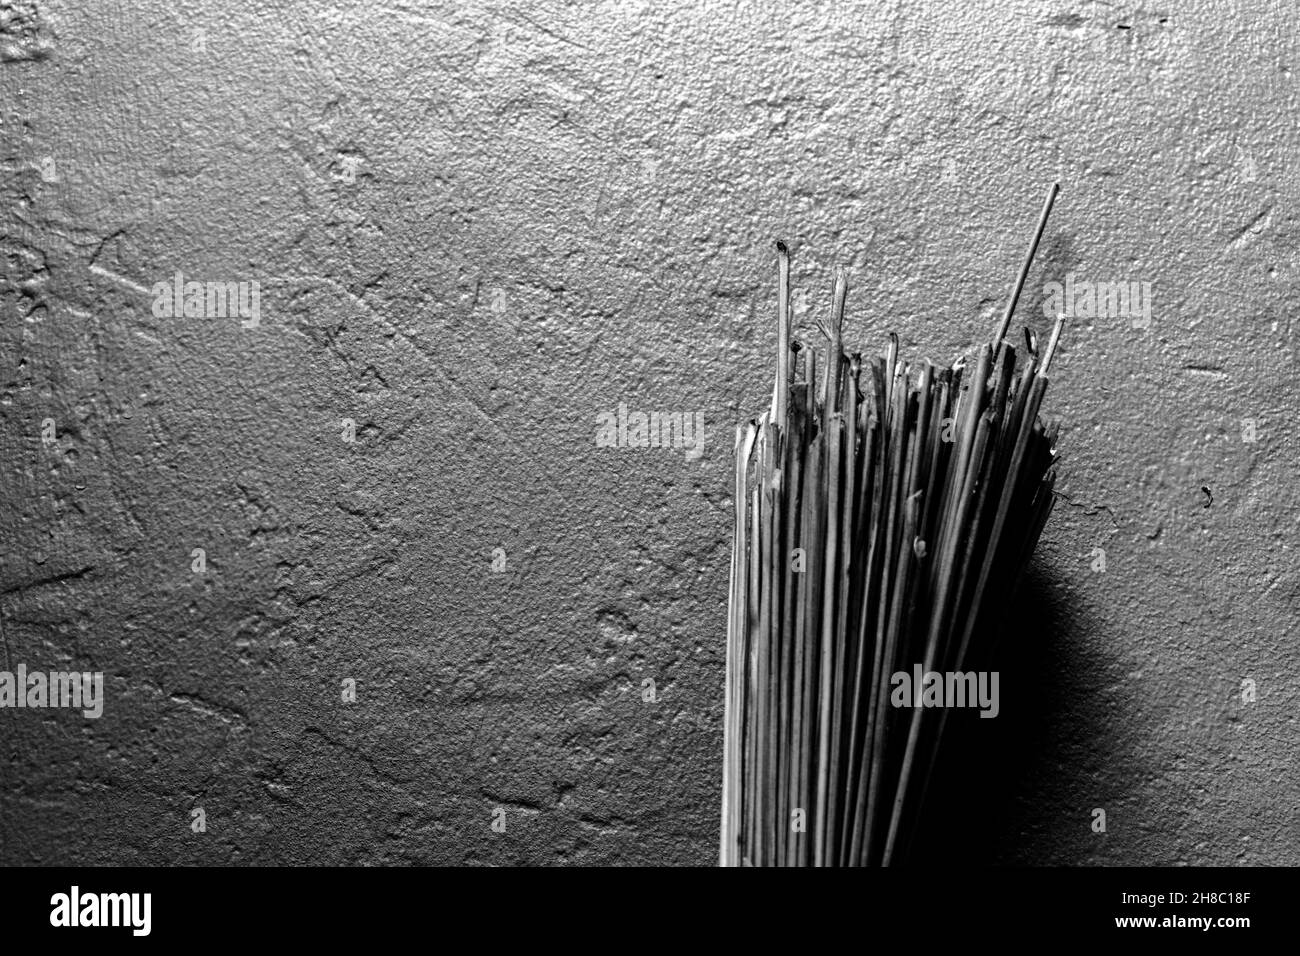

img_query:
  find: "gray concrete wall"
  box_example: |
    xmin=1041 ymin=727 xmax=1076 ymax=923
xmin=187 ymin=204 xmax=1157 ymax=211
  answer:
xmin=1 ymin=0 xmax=1296 ymax=865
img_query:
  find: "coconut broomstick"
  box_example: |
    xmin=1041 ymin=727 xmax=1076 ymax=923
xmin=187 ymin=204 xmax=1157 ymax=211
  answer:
xmin=721 ymin=184 xmax=1063 ymax=866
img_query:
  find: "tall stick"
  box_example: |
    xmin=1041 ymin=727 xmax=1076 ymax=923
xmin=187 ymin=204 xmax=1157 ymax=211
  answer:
xmin=993 ymin=182 xmax=1059 ymax=347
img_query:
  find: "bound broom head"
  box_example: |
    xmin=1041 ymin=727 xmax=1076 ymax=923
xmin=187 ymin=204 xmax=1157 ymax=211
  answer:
xmin=722 ymin=184 xmax=1063 ymax=867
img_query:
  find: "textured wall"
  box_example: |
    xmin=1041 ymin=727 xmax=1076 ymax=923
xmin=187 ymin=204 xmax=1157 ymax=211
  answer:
xmin=1 ymin=0 xmax=1297 ymax=865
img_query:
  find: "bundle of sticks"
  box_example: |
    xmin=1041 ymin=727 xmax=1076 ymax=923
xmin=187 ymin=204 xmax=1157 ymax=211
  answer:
xmin=721 ymin=184 xmax=1064 ymax=866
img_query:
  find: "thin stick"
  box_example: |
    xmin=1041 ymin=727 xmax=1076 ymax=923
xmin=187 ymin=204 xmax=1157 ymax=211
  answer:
xmin=993 ymin=182 xmax=1059 ymax=347
xmin=722 ymin=423 xmax=755 ymax=865
xmin=774 ymin=242 xmax=792 ymax=430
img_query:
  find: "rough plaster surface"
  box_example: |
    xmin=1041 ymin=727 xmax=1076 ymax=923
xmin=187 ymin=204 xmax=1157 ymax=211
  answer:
xmin=1 ymin=0 xmax=1297 ymax=865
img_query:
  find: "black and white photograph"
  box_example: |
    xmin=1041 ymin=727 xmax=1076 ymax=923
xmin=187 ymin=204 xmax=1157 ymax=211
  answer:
xmin=0 ymin=0 xmax=1294 ymax=939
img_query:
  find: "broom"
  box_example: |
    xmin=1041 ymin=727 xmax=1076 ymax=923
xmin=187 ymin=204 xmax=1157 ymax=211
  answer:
xmin=721 ymin=184 xmax=1063 ymax=866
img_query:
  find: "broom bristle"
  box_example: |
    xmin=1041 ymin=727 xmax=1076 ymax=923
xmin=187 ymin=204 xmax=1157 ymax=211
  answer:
xmin=722 ymin=184 xmax=1064 ymax=866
